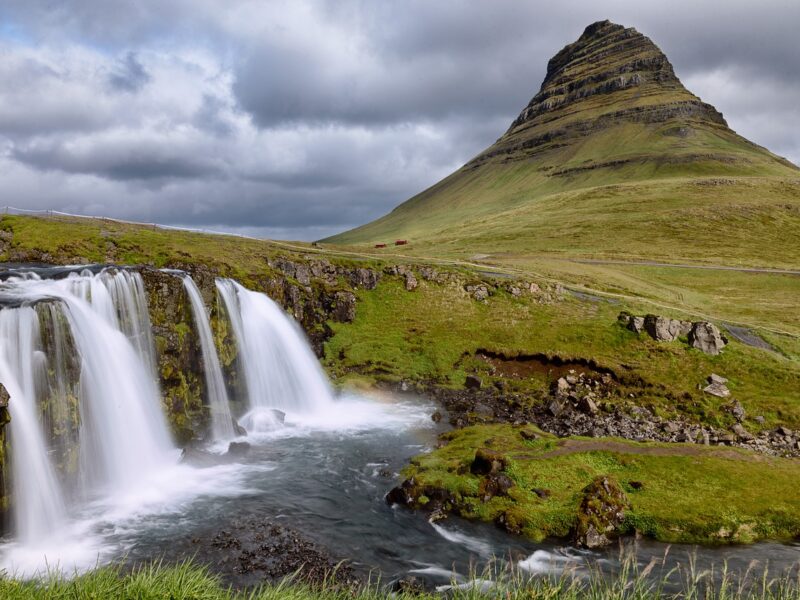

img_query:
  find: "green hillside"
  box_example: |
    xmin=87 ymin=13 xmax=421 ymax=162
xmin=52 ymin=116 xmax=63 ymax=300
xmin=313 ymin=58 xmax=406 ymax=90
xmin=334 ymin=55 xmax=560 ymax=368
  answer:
xmin=325 ymin=21 xmax=799 ymax=268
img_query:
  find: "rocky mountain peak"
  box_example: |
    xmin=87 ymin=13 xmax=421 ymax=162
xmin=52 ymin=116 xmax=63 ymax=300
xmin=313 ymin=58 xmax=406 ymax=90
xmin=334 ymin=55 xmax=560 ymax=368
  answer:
xmin=508 ymin=20 xmax=721 ymax=132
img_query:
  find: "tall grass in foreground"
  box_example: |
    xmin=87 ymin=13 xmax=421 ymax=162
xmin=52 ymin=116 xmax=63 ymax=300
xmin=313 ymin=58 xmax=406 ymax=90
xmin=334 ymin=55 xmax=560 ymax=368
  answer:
xmin=0 ymin=557 xmax=798 ymax=600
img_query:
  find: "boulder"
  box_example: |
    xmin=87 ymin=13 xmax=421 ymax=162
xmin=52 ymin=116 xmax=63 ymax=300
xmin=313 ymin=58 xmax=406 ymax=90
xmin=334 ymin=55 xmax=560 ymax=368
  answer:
xmin=708 ymin=373 xmax=728 ymax=385
xmin=332 ymin=291 xmax=356 ymax=323
xmin=0 ymin=383 xmax=9 ymax=407
xmin=731 ymin=423 xmax=754 ymax=441
xmin=577 ymin=395 xmax=599 ymax=415
xmin=703 ymin=381 xmax=731 ymax=398
xmin=386 ymin=478 xmax=417 ymax=506
xmin=347 ymin=267 xmax=380 ymax=290
xmin=470 ymin=448 xmax=506 ymax=475
xmin=573 ymin=476 xmax=630 ymax=549
xmin=689 ymin=322 xmax=726 ymax=355
xmin=404 ymin=272 xmax=418 ymax=291
xmin=547 ymin=399 xmax=564 ymax=417
xmin=643 ymin=315 xmax=683 ymax=342
xmin=725 ymin=400 xmax=745 ymax=422
xmin=232 ymin=418 xmax=247 ymax=437
xmin=478 ymin=473 xmax=515 ymax=502
xmin=227 ymin=441 xmax=251 ymax=456
xmin=553 ymin=377 xmax=570 ymax=396
xmin=465 ymin=375 xmax=482 ymax=390
xmin=628 ymin=316 xmax=645 ymax=333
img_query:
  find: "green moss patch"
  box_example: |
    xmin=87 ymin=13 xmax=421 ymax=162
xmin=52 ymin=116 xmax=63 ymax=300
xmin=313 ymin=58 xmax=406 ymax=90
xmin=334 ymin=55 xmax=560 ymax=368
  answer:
xmin=402 ymin=424 xmax=800 ymax=545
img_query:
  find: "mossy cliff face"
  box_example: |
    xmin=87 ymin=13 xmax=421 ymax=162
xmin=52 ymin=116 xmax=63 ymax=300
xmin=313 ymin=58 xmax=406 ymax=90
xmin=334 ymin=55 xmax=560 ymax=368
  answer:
xmin=137 ymin=256 xmax=392 ymax=442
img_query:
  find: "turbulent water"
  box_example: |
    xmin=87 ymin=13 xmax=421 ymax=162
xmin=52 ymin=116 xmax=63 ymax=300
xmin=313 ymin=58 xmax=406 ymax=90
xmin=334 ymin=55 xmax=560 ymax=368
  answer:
xmin=216 ymin=278 xmax=334 ymax=432
xmin=0 ymin=264 xmax=797 ymax=585
xmin=182 ymin=276 xmax=235 ymax=441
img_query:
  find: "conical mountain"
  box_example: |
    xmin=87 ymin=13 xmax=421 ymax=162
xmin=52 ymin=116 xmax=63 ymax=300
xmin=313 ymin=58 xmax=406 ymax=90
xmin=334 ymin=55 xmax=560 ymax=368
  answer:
xmin=327 ymin=21 xmax=799 ymax=267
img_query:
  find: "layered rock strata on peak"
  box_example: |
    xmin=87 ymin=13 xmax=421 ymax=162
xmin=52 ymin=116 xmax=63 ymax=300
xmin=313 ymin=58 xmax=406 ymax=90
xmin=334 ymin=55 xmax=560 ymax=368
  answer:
xmin=471 ymin=20 xmax=727 ymax=168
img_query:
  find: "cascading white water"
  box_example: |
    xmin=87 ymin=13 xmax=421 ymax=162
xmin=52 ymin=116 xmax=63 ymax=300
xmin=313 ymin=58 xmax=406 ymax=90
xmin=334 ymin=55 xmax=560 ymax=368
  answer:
xmin=0 ymin=307 xmax=67 ymax=542
xmin=0 ymin=269 xmax=176 ymax=534
xmin=216 ymin=279 xmax=333 ymax=431
xmin=182 ymin=276 xmax=235 ymax=441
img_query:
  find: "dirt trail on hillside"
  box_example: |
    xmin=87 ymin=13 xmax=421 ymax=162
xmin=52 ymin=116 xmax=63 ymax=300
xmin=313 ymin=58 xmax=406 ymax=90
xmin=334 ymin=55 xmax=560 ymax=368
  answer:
xmin=526 ymin=439 xmax=767 ymax=462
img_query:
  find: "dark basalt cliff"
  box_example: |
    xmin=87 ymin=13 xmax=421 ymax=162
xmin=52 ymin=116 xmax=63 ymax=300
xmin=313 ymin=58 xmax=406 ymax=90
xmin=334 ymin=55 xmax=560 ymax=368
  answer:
xmin=471 ymin=20 xmax=729 ymax=168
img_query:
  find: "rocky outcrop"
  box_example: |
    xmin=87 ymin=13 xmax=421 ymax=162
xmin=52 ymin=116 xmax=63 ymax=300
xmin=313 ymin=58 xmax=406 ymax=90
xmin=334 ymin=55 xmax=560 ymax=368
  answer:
xmin=573 ymin=476 xmax=630 ymax=548
xmin=643 ymin=315 xmax=692 ymax=342
xmin=703 ymin=373 xmax=730 ymax=398
xmin=689 ymin=321 xmax=727 ymax=355
xmin=619 ymin=312 xmax=727 ymax=354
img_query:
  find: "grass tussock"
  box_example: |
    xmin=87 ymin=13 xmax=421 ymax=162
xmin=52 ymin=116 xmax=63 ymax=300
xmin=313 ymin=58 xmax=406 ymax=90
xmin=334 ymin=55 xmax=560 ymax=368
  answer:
xmin=1 ymin=557 xmax=799 ymax=600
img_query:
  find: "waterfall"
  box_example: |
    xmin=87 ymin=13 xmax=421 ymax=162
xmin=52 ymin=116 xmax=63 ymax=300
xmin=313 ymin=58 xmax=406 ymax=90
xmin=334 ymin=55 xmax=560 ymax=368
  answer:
xmin=0 ymin=307 xmax=67 ymax=542
xmin=216 ymin=279 xmax=333 ymax=431
xmin=182 ymin=276 xmax=235 ymax=441
xmin=0 ymin=268 xmax=176 ymax=544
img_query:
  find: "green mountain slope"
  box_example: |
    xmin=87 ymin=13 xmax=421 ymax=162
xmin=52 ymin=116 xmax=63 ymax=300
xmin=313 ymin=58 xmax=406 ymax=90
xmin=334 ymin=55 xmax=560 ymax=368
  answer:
xmin=326 ymin=21 xmax=799 ymax=267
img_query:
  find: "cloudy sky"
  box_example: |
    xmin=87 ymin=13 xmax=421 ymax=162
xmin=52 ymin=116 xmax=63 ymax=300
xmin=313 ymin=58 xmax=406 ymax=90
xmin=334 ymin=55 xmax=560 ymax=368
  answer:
xmin=0 ymin=1 xmax=797 ymax=240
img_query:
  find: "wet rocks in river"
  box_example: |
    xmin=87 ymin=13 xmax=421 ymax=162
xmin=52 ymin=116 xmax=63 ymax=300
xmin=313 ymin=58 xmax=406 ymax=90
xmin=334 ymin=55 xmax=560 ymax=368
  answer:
xmin=175 ymin=516 xmax=356 ymax=589
xmin=573 ymin=476 xmax=630 ymax=549
xmin=227 ymin=441 xmax=251 ymax=456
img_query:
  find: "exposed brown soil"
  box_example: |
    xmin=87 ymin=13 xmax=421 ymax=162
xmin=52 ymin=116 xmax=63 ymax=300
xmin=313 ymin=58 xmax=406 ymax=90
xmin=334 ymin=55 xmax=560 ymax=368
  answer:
xmin=476 ymin=349 xmax=615 ymax=382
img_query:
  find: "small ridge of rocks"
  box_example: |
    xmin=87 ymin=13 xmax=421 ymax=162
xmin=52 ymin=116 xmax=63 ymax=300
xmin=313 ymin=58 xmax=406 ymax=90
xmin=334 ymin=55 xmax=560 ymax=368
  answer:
xmin=419 ymin=369 xmax=800 ymax=458
xmin=618 ymin=312 xmax=727 ymax=355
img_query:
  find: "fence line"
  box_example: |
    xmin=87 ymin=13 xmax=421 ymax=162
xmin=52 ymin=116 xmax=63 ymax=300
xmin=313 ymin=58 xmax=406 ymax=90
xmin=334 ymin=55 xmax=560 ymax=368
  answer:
xmin=1 ymin=205 xmax=270 ymax=244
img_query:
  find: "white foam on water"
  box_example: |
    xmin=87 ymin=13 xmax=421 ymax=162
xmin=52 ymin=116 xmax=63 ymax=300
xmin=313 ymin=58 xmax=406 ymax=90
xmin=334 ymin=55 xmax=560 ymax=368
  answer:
xmin=430 ymin=522 xmax=494 ymax=557
xmin=518 ymin=548 xmax=586 ymax=574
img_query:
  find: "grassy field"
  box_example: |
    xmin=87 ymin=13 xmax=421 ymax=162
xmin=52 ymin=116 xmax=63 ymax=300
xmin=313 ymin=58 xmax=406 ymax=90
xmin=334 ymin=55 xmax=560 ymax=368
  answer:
xmin=401 ymin=424 xmax=800 ymax=545
xmin=1 ymin=213 xmax=797 ymax=430
xmin=326 ymin=277 xmax=800 ymax=430
xmin=1 ymin=559 xmax=799 ymax=599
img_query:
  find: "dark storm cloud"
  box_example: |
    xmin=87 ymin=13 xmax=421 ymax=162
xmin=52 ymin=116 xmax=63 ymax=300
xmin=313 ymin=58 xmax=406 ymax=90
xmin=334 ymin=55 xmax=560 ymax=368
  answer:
xmin=0 ymin=0 xmax=797 ymax=240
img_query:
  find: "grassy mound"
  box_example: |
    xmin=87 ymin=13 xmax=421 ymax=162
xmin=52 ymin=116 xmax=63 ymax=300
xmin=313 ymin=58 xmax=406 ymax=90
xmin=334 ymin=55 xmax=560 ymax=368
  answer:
xmin=399 ymin=424 xmax=800 ymax=545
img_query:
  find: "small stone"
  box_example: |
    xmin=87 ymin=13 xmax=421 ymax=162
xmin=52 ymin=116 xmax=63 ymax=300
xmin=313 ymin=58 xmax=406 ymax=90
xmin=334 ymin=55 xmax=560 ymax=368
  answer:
xmin=754 ymin=415 xmax=765 ymax=425
xmin=732 ymin=423 xmax=754 ymax=441
xmin=778 ymin=426 xmax=794 ymax=437
xmin=532 ymin=488 xmax=552 ymax=499
xmin=431 ymin=411 xmax=442 ymax=423
xmin=465 ymin=375 xmax=482 ymax=390
xmin=404 ymin=272 xmax=418 ymax=291
xmin=703 ymin=383 xmax=730 ymax=398
xmin=547 ymin=399 xmax=563 ymax=417
xmin=553 ymin=377 xmax=570 ymax=395
xmin=577 ymin=396 xmax=599 ymax=415
xmin=727 ymin=400 xmax=746 ymax=421
xmin=520 ymin=429 xmax=540 ymax=441
xmin=478 ymin=473 xmax=514 ymax=502
xmin=708 ymin=373 xmax=729 ymax=385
